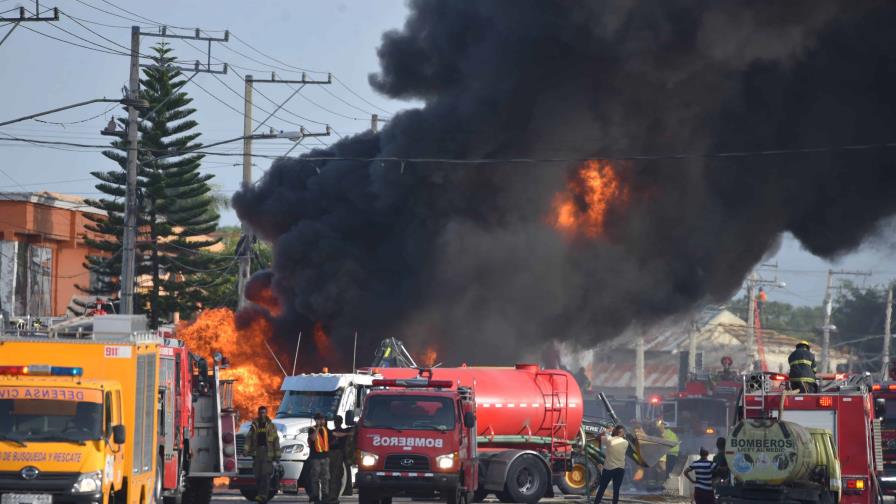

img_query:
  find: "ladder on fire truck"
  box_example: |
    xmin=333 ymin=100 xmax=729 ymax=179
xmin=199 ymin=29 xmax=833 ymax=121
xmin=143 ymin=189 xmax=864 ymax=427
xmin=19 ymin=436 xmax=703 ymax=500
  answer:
xmin=542 ymin=372 xmax=571 ymax=466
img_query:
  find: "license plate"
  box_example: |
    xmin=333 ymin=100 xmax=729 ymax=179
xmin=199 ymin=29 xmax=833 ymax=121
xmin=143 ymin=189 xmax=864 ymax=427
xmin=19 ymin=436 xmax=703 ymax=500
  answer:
xmin=1 ymin=494 xmax=52 ymax=504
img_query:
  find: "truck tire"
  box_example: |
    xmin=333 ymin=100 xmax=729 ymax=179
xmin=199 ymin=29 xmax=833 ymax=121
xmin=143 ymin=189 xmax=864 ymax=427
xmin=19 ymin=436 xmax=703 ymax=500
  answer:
xmin=472 ymin=488 xmax=489 ymax=502
xmin=359 ymin=487 xmax=379 ymax=504
xmin=182 ymin=478 xmax=213 ymax=504
xmin=503 ymin=456 xmax=548 ymax=504
xmin=445 ymin=487 xmax=469 ymax=504
xmin=238 ymin=489 xmax=257 ymax=502
xmin=153 ymin=456 xmax=164 ymax=504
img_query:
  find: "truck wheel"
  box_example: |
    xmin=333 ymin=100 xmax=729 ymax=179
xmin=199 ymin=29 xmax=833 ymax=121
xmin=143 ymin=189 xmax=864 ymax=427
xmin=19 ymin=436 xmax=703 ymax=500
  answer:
xmin=472 ymin=488 xmax=489 ymax=502
xmin=182 ymin=478 xmax=213 ymax=504
xmin=504 ymin=456 xmax=548 ymax=504
xmin=445 ymin=487 xmax=467 ymax=504
xmin=359 ymin=487 xmax=379 ymax=504
xmin=153 ymin=456 xmax=164 ymax=504
xmin=496 ymin=491 xmax=513 ymax=503
xmin=238 ymin=489 xmax=257 ymax=502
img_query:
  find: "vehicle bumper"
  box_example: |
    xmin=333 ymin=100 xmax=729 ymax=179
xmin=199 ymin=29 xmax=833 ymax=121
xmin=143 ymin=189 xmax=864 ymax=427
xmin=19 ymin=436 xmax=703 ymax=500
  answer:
xmin=0 ymin=491 xmax=104 ymax=504
xmin=356 ymin=470 xmax=459 ymax=496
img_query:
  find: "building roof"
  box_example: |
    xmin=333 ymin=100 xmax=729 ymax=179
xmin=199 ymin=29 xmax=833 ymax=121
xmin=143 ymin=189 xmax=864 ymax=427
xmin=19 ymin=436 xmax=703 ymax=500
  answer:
xmin=0 ymin=191 xmax=104 ymax=215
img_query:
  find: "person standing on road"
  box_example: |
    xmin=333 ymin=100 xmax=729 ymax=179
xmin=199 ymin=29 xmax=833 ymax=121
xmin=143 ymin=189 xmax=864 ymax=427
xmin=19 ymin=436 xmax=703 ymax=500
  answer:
xmin=788 ymin=340 xmax=819 ymax=393
xmin=684 ymin=448 xmax=716 ymax=504
xmin=326 ymin=415 xmax=354 ymax=503
xmin=308 ymin=413 xmax=352 ymax=504
xmin=594 ymin=425 xmax=629 ymax=504
xmin=657 ymin=420 xmax=680 ymax=478
xmin=712 ymin=437 xmax=730 ymax=486
xmin=244 ymin=406 xmax=281 ymax=503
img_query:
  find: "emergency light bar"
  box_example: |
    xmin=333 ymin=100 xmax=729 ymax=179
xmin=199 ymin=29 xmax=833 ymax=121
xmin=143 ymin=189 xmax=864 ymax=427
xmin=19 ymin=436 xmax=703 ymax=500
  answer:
xmin=0 ymin=365 xmax=83 ymax=377
xmin=372 ymin=378 xmax=454 ymax=388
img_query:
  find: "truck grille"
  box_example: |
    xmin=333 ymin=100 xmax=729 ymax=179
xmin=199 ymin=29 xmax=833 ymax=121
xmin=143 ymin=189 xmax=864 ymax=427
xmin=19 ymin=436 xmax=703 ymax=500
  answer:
xmin=236 ymin=432 xmax=246 ymax=456
xmin=384 ymin=454 xmax=430 ymax=471
xmin=0 ymin=471 xmax=79 ymax=492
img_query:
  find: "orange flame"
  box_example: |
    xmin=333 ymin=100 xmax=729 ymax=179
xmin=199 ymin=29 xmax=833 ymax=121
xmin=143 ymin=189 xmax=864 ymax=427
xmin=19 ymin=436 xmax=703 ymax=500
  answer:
xmin=552 ymin=160 xmax=627 ymax=237
xmin=177 ymin=308 xmax=284 ymax=421
xmin=419 ymin=346 xmax=438 ymax=367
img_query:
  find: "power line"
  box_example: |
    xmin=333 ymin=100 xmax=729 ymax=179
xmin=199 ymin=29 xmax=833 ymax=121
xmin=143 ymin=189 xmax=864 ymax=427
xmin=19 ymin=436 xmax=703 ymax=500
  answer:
xmin=33 ymin=102 xmax=118 ymax=125
xmin=229 ymin=32 xmax=327 ymax=75
xmin=18 ymin=22 xmax=127 ymax=55
xmin=333 ymin=75 xmax=394 ymax=115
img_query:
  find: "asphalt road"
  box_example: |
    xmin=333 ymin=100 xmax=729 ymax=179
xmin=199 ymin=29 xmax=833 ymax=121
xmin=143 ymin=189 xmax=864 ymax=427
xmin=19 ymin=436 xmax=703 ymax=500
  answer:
xmin=210 ymin=489 xmax=690 ymax=504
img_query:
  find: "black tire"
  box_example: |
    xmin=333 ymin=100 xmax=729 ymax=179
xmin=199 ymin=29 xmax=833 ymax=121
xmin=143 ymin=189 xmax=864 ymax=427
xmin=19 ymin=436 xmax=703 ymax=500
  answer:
xmin=238 ymin=489 xmax=257 ymax=502
xmin=359 ymin=487 xmax=379 ymax=504
xmin=153 ymin=456 xmax=164 ymax=504
xmin=472 ymin=488 xmax=489 ymax=503
xmin=496 ymin=491 xmax=513 ymax=503
xmin=557 ymin=457 xmax=598 ymax=495
xmin=380 ymin=498 xmax=392 ymax=504
xmin=182 ymin=478 xmax=213 ymax=504
xmin=445 ymin=487 xmax=465 ymax=504
xmin=503 ymin=456 xmax=548 ymax=504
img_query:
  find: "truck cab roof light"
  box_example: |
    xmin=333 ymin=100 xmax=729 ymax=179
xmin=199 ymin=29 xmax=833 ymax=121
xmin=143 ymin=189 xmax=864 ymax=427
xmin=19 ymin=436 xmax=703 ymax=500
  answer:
xmin=888 ymin=384 xmax=896 ymax=391
xmin=372 ymin=378 xmax=454 ymax=388
xmin=873 ymin=384 xmax=882 ymax=391
xmin=0 ymin=365 xmax=82 ymax=376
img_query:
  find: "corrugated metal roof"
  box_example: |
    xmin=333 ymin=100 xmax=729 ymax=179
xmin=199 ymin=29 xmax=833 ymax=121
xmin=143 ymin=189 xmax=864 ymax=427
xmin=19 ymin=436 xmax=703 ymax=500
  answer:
xmin=590 ymin=361 xmax=679 ymax=389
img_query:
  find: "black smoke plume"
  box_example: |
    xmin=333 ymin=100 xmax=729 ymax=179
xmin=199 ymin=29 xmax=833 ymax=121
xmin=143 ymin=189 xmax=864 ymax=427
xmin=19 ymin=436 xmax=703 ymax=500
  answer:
xmin=233 ymin=0 xmax=896 ymax=366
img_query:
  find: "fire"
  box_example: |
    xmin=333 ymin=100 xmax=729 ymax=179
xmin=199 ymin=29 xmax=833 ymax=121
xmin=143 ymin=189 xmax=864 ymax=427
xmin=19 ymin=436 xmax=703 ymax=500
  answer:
xmin=419 ymin=346 xmax=438 ymax=367
xmin=177 ymin=308 xmax=283 ymax=421
xmin=552 ymin=160 xmax=626 ymax=237
xmin=312 ymin=322 xmax=334 ymax=360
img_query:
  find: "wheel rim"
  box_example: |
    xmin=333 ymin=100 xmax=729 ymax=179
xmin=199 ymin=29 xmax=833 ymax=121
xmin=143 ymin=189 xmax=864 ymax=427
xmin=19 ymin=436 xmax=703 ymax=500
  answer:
xmin=564 ymin=463 xmax=587 ymax=489
xmin=154 ymin=470 xmax=162 ymax=504
xmin=516 ymin=467 xmax=535 ymax=494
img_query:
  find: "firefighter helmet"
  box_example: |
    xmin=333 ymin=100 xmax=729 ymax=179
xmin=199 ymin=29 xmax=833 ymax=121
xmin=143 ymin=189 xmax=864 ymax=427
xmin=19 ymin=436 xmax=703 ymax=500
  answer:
xmin=796 ymin=340 xmax=811 ymax=349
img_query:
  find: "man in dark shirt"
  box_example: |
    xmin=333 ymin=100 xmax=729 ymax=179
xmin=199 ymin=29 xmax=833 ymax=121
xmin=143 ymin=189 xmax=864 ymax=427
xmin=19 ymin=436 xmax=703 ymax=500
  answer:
xmin=327 ymin=415 xmax=355 ymax=503
xmin=712 ymin=437 xmax=730 ymax=485
xmin=788 ymin=341 xmax=818 ymax=393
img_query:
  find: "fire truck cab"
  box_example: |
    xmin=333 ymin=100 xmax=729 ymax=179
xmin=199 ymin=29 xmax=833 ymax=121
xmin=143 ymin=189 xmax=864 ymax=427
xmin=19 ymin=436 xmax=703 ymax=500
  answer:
xmin=354 ymin=373 xmax=477 ymax=504
xmin=870 ymin=381 xmax=896 ymax=496
xmin=730 ymin=372 xmax=883 ymax=504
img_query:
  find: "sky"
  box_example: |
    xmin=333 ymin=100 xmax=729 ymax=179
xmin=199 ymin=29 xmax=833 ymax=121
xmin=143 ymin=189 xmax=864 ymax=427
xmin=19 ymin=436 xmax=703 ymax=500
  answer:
xmin=1 ymin=0 xmax=893 ymax=309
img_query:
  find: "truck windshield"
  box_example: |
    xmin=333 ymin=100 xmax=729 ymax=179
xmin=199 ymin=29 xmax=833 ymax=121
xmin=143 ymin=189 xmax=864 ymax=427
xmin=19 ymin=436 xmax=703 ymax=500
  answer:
xmin=883 ymin=399 xmax=896 ymax=428
xmin=362 ymin=395 xmax=456 ymax=431
xmin=0 ymin=387 xmax=103 ymax=442
xmin=276 ymin=391 xmax=339 ymax=418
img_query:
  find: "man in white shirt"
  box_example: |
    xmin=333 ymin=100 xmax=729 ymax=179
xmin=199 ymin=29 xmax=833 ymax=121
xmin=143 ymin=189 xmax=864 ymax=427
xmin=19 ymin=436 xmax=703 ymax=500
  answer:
xmin=594 ymin=425 xmax=629 ymax=504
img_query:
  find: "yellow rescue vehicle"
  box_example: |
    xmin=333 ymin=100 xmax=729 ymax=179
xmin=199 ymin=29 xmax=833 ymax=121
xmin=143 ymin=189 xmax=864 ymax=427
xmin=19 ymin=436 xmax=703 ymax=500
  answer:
xmin=0 ymin=316 xmax=163 ymax=504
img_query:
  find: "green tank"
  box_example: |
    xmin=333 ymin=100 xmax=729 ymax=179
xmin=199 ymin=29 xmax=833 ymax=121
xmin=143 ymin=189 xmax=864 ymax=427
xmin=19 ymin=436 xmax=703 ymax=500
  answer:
xmin=726 ymin=419 xmax=823 ymax=485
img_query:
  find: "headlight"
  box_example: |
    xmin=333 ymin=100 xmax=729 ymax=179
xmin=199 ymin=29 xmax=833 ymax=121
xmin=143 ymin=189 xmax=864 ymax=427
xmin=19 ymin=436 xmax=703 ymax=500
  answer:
xmin=359 ymin=451 xmax=378 ymax=468
xmin=282 ymin=443 xmax=306 ymax=454
xmin=71 ymin=471 xmax=102 ymax=494
xmin=436 ymin=453 xmax=457 ymax=470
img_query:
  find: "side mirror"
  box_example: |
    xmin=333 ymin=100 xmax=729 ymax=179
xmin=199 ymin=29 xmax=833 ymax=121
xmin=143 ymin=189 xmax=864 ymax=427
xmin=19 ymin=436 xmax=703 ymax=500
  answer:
xmin=112 ymin=424 xmax=126 ymax=444
xmin=463 ymin=411 xmax=475 ymax=429
xmin=345 ymin=414 xmax=355 ymax=427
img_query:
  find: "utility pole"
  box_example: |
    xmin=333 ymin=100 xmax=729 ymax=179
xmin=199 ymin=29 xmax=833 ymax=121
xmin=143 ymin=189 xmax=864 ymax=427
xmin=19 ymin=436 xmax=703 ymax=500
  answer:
xmin=1 ymin=3 xmax=59 ymax=47
xmin=371 ymin=114 xmax=379 ymax=132
xmin=882 ymin=285 xmax=893 ymax=379
xmin=688 ymin=319 xmax=697 ymax=373
xmin=119 ymin=26 xmax=229 ymax=314
xmin=635 ymin=335 xmax=645 ymax=401
xmin=743 ymin=266 xmax=784 ymax=371
xmin=237 ymin=73 xmax=331 ymax=308
xmin=820 ymin=269 xmax=872 ymax=373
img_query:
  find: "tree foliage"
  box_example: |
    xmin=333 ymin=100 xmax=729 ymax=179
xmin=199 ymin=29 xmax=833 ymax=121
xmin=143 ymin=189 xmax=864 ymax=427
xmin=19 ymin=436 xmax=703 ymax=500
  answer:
xmin=79 ymin=43 xmax=227 ymax=326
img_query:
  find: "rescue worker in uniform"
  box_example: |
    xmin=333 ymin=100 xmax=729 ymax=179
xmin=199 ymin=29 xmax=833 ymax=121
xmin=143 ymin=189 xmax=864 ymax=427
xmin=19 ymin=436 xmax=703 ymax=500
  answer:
xmin=788 ymin=340 xmax=818 ymax=393
xmin=326 ymin=415 xmax=355 ymax=503
xmin=308 ymin=413 xmax=351 ymax=504
xmin=657 ymin=420 xmax=680 ymax=479
xmin=244 ymin=406 xmax=281 ymax=503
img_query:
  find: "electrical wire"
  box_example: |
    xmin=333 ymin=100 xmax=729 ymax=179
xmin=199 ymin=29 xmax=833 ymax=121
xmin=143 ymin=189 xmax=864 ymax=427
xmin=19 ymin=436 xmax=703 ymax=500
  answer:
xmin=332 ymin=75 xmax=394 ymax=116
xmin=229 ymin=32 xmax=328 ymax=75
xmin=33 ymin=102 xmax=118 ymax=126
xmin=18 ymin=23 xmax=128 ymax=56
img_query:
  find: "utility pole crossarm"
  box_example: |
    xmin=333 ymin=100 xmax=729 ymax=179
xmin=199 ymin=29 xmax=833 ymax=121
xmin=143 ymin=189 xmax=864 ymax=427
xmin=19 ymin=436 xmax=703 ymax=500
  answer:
xmin=0 ymin=6 xmax=59 ymax=22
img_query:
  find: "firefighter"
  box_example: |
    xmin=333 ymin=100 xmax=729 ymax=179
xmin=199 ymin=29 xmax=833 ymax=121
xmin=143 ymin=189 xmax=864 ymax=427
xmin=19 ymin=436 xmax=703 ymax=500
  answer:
xmin=788 ymin=340 xmax=818 ymax=393
xmin=656 ymin=420 xmax=680 ymax=478
xmin=326 ymin=415 xmax=354 ymax=503
xmin=308 ymin=413 xmax=352 ymax=504
xmin=244 ymin=406 xmax=281 ymax=503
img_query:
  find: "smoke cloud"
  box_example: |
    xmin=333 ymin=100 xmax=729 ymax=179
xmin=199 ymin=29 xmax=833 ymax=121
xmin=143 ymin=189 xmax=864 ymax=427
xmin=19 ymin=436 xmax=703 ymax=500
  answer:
xmin=233 ymin=0 xmax=896 ymax=366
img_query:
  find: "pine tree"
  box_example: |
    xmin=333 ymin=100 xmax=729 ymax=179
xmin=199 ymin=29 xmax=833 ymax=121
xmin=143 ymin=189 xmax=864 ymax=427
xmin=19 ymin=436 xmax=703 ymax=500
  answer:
xmin=80 ymin=43 xmax=228 ymax=326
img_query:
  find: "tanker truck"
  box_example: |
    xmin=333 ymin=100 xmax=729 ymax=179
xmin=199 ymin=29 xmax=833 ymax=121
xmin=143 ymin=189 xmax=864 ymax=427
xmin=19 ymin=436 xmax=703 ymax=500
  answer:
xmin=355 ymin=364 xmax=668 ymax=504
xmin=717 ymin=418 xmax=841 ymax=504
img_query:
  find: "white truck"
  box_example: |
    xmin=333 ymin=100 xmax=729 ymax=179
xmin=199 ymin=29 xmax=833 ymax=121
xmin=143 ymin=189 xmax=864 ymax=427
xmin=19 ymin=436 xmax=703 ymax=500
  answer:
xmin=230 ymin=371 xmax=376 ymax=501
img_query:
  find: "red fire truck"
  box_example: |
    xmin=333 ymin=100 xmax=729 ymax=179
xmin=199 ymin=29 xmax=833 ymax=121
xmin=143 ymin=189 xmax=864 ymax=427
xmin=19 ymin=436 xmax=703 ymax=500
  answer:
xmin=722 ymin=372 xmax=884 ymax=504
xmin=870 ymin=381 xmax=896 ymax=496
xmin=156 ymin=333 xmax=240 ymax=504
xmin=357 ymin=365 xmax=584 ymax=504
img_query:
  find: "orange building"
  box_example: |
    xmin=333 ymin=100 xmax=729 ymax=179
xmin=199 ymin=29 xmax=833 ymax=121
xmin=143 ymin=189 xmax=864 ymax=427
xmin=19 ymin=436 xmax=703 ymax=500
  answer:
xmin=0 ymin=192 xmax=105 ymax=317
